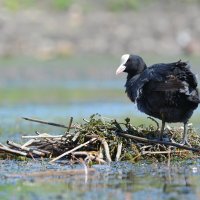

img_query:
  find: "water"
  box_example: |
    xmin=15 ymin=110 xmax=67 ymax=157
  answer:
xmin=0 ymin=102 xmax=140 ymax=122
xmin=0 ymin=101 xmax=199 ymax=121
xmin=0 ymin=101 xmax=199 ymax=129
xmin=1 ymin=160 xmax=200 ymax=200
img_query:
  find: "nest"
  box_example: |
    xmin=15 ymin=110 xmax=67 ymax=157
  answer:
xmin=0 ymin=114 xmax=200 ymax=164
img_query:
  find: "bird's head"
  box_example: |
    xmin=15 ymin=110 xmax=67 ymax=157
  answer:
xmin=116 ymin=54 xmax=147 ymax=76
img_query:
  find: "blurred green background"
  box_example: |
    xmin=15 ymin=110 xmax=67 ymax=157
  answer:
xmin=0 ymin=0 xmax=199 ymax=136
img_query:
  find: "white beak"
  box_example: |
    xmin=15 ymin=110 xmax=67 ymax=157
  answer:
xmin=116 ymin=54 xmax=129 ymax=75
xmin=116 ymin=64 xmax=126 ymax=75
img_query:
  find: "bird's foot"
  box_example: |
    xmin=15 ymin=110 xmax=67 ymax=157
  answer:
xmin=179 ymin=139 xmax=191 ymax=147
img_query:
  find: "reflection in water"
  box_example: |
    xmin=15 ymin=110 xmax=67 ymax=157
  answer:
xmin=162 ymin=171 xmax=194 ymax=197
xmin=1 ymin=161 xmax=200 ymax=200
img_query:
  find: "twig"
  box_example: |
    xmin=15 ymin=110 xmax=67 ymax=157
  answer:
xmin=0 ymin=142 xmax=8 ymax=148
xmin=34 ymin=148 xmax=52 ymax=155
xmin=22 ymin=135 xmax=63 ymax=139
xmin=72 ymin=132 xmax=80 ymax=142
xmin=65 ymin=117 xmax=73 ymax=136
xmin=94 ymin=157 xmax=106 ymax=164
xmin=72 ymin=151 xmax=106 ymax=164
xmin=115 ymin=142 xmax=122 ymax=161
xmin=72 ymin=151 xmax=88 ymax=156
xmin=7 ymin=140 xmax=46 ymax=156
xmin=21 ymin=139 xmax=36 ymax=148
xmin=142 ymin=151 xmax=172 ymax=155
xmin=140 ymin=145 xmax=153 ymax=150
xmin=22 ymin=117 xmax=70 ymax=129
xmin=101 ymin=139 xmax=112 ymax=162
xmin=49 ymin=138 xmax=97 ymax=163
xmin=142 ymin=150 xmax=188 ymax=155
xmin=0 ymin=146 xmax=27 ymax=156
xmin=118 ymin=132 xmax=200 ymax=152
xmin=99 ymin=145 xmax=104 ymax=159
xmin=83 ymin=119 xmax=90 ymax=123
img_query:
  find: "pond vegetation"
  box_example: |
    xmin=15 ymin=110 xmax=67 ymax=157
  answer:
xmin=1 ymin=114 xmax=199 ymax=164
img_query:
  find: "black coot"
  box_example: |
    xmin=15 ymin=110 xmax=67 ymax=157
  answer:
xmin=116 ymin=54 xmax=200 ymax=145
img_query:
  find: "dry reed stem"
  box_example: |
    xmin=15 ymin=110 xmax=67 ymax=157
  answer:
xmin=115 ymin=142 xmax=122 ymax=161
xmin=72 ymin=151 xmax=106 ymax=164
xmin=22 ymin=117 xmax=69 ymax=129
xmin=7 ymin=140 xmax=46 ymax=156
xmin=0 ymin=146 xmax=27 ymax=156
xmin=22 ymin=135 xmax=63 ymax=139
xmin=101 ymin=139 xmax=112 ymax=162
xmin=118 ymin=132 xmax=200 ymax=152
xmin=49 ymin=138 xmax=97 ymax=163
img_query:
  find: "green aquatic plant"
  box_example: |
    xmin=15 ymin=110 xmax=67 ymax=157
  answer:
xmin=0 ymin=114 xmax=200 ymax=164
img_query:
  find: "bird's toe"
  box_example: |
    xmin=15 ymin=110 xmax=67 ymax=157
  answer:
xmin=180 ymin=140 xmax=191 ymax=147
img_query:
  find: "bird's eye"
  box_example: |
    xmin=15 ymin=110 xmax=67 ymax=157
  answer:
xmin=127 ymin=59 xmax=132 ymax=65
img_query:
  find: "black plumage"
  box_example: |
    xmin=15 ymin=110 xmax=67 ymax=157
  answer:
xmin=116 ymin=54 xmax=200 ymax=145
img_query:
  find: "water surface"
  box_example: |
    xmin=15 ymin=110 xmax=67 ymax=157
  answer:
xmin=1 ymin=160 xmax=200 ymax=200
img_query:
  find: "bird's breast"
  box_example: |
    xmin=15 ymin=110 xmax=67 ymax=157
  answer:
xmin=136 ymin=89 xmax=198 ymax=123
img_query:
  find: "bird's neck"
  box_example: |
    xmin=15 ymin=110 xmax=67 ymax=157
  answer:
xmin=127 ymin=73 xmax=140 ymax=81
xmin=125 ymin=73 xmax=141 ymax=103
xmin=126 ymin=66 xmax=147 ymax=81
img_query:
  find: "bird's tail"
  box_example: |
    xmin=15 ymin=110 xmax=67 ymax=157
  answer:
xmin=175 ymin=60 xmax=190 ymax=68
xmin=187 ymin=89 xmax=200 ymax=104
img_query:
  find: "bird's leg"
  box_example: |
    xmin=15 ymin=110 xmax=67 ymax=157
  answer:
xmin=180 ymin=122 xmax=191 ymax=146
xmin=159 ymin=120 xmax=165 ymax=141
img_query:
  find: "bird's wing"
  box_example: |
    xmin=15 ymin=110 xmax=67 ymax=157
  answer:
xmin=152 ymin=76 xmax=186 ymax=91
xmin=126 ymin=60 xmax=199 ymax=102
